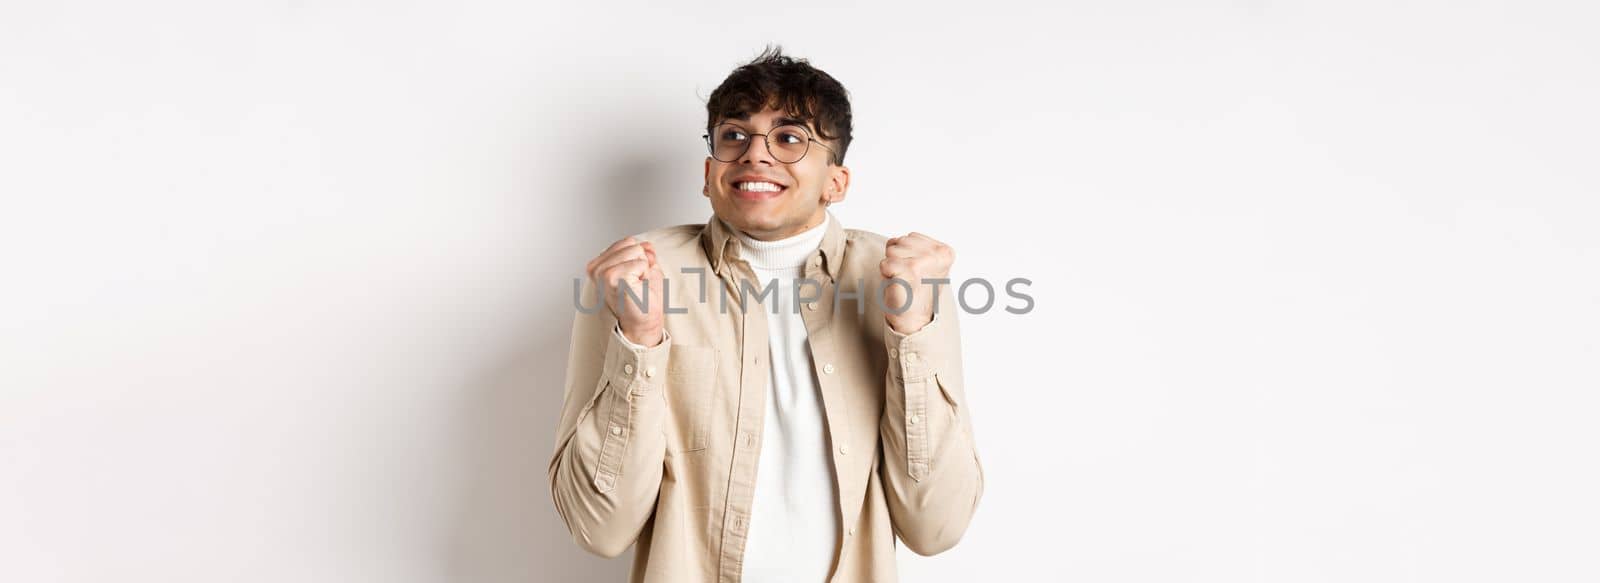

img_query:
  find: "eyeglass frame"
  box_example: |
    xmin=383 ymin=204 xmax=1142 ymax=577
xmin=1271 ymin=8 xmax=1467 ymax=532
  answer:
xmin=702 ymin=121 xmax=839 ymax=165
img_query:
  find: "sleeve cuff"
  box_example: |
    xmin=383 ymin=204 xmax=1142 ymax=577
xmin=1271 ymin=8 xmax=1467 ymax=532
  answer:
xmin=884 ymin=311 xmax=954 ymax=382
xmin=603 ymin=325 xmax=673 ymax=398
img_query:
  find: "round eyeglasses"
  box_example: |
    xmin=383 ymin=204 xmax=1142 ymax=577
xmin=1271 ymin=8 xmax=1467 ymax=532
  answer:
xmin=703 ymin=122 xmax=837 ymax=164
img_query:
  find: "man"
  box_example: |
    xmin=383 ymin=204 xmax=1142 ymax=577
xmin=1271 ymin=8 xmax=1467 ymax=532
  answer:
xmin=548 ymin=46 xmax=984 ymax=582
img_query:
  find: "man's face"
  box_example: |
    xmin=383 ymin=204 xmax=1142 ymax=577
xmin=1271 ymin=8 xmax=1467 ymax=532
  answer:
xmin=703 ymin=107 xmax=850 ymax=241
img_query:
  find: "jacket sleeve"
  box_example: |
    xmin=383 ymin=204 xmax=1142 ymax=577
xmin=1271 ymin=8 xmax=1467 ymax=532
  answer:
xmin=547 ymin=277 xmax=672 ymax=558
xmin=878 ymin=282 xmax=985 ymax=556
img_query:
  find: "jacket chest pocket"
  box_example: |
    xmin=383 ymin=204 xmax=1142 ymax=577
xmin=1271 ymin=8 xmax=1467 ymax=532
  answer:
xmin=667 ymin=345 xmax=717 ymax=453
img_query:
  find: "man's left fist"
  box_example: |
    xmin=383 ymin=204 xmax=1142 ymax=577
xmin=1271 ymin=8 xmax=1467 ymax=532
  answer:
xmin=880 ymin=232 xmax=954 ymax=334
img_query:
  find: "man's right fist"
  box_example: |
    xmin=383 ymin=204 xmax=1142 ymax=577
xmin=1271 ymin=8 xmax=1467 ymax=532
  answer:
xmin=586 ymin=236 xmax=665 ymax=347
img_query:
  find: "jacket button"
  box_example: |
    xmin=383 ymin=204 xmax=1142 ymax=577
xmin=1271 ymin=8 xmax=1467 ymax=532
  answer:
xmin=622 ymin=363 xmax=634 ymax=375
xmin=823 ymin=363 xmax=835 ymax=374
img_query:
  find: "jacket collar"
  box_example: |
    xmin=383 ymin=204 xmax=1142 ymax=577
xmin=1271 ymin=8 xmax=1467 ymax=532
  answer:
xmin=703 ymin=209 xmax=845 ymax=279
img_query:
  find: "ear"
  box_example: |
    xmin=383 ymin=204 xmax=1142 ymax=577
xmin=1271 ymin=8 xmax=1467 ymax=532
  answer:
xmin=826 ymin=164 xmax=851 ymax=205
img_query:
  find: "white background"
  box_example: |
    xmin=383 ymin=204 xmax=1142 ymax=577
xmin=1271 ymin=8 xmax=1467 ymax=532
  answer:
xmin=3 ymin=1 xmax=1597 ymax=582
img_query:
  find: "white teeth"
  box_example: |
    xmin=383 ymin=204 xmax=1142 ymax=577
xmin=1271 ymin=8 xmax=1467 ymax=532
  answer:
xmin=737 ymin=181 xmax=783 ymax=192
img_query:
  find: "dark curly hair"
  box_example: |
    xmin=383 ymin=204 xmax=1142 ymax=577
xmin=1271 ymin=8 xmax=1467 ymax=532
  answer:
xmin=705 ymin=45 xmax=853 ymax=166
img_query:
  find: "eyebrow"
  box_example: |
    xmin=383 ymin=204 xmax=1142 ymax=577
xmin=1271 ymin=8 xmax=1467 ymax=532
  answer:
xmin=726 ymin=114 xmax=814 ymax=130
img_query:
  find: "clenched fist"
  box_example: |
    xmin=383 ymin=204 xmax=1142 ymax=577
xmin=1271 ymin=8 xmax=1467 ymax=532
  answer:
xmin=586 ymin=236 xmax=665 ymax=347
xmin=880 ymin=232 xmax=954 ymax=334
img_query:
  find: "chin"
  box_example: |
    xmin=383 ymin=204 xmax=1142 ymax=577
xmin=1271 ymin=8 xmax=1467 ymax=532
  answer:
xmin=738 ymin=212 xmax=786 ymax=228
xmin=719 ymin=204 xmax=785 ymax=230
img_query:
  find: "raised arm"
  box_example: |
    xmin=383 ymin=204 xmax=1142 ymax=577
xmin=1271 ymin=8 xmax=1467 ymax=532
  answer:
xmin=877 ymin=233 xmax=985 ymax=556
xmin=547 ymin=237 xmax=671 ymax=558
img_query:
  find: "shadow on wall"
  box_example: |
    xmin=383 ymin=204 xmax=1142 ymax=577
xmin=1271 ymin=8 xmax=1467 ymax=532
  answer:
xmin=444 ymin=114 xmax=699 ymax=582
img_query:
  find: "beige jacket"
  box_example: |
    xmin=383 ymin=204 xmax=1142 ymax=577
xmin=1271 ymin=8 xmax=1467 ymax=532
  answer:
xmin=548 ymin=210 xmax=984 ymax=582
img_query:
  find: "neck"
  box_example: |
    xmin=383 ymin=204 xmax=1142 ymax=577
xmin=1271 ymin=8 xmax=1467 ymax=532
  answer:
xmin=731 ymin=212 xmax=830 ymax=270
xmin=740 ymin=211 xmax=827 ymax=242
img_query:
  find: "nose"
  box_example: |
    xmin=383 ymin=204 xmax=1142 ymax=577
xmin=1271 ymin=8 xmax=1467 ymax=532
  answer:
xmin=738 ymin=132 xmax=778 ymax=166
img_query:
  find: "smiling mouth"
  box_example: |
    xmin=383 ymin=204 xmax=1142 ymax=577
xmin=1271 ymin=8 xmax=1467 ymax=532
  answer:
xmin=731 ymin=180 xmax=787 ymax=201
